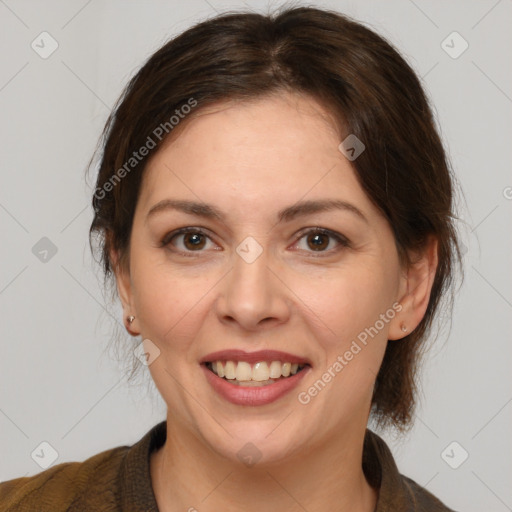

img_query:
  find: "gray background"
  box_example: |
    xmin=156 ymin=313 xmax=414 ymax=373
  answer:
xmin=1 ymin=1 xmax=511 ymax=510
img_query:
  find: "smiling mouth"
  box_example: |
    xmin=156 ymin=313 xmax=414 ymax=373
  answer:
xmin=204 ymin=360 xmax=309 ymax=387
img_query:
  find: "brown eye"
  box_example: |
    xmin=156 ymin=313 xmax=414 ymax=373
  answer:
xmin=162 ymin=228 xmax=215 ymax=253
xmin=294 ymin=228 xmax=350 ymax=255
xmin=306 ymin=232 xmax=330 ymax=251
xmin=182 ymin=232 xmax=206 ymax=250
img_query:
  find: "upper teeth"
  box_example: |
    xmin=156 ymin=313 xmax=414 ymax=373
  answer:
xmin=210 ymin=361 xmax=304 ymax=381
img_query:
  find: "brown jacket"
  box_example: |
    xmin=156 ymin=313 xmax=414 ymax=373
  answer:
xmin=0 ymin=421 xmax=457 ymax=511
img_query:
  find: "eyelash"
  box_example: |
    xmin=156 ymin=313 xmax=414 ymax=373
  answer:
xmin=160 ymin=227 xmax=350 ymax=257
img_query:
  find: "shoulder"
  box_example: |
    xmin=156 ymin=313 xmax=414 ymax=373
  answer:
xmin=363 ymin=429 xmax=459 ymax=512
xmin=0 ymin=445 xmax=129 ymax=512
xmin=400 ymin=474 xmax=458 ymax=512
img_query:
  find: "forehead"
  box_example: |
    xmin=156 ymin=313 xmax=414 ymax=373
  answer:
xmin=137 ymin=93 xmax=374 ymax=220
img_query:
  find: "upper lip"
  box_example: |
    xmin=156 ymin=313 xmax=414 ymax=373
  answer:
xmin=200 ymin=349 xmax=311 ymax=366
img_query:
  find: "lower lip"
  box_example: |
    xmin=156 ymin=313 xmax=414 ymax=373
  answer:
xmin=201 ymin=364 xmax=310 ymax=406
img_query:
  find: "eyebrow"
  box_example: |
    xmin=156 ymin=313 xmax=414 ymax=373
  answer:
xmin=146 ymin=198 xmax=368 ymax=224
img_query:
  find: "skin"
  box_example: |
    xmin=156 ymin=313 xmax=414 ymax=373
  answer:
xmin=113 ymin=92 xmax=438 ymax=512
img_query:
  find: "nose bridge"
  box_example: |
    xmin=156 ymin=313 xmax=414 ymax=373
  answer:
xmin=216 ymin=237 xmax=289 ymax=329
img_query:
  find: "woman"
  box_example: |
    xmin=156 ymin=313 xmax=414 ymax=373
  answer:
xmin=0 ymin=6 xmax=462 ymax=511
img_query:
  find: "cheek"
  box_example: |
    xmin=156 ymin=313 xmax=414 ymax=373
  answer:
xmin=130 ymin=256 xmax=212 ymax=351
xmin=295 ymin=261 xmax=398 ymax=345
xmin=291 ymin=265 xmax=397 ymax=428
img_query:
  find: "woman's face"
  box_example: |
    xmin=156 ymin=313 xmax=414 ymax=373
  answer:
xmin=116 ymin=93 xmax=410 ymax=463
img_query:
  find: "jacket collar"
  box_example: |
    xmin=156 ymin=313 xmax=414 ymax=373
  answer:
xmin=119 ymin=421 xmax=452 ymax=511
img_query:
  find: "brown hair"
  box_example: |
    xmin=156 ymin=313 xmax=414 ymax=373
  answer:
xmin=88 ymin=6 xmax=463 ymax=431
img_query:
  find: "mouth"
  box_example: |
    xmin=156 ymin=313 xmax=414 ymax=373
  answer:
xmin=199 ymin=349 xmax=311 ymax=406
xmin=203 ymin=360 xmax=309 ymax=387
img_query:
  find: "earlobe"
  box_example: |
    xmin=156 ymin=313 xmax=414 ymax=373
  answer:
xmin=110 ymin=248 xmax=139 ymax=336
xmin=388 ymin=236 xmax=439 ymax=340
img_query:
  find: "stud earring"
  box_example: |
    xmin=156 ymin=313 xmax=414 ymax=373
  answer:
xmin=127 ymin=315 xmax=135 ymax=324
xmin=401 ymin=323 xmax=408 ymax=333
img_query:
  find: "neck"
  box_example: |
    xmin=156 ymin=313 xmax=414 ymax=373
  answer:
xmin=150 ymin=415 xmax=378 ymax=512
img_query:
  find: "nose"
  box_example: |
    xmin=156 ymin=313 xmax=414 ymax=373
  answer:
xmin=215 ymin=245 xmax=291 ymax=332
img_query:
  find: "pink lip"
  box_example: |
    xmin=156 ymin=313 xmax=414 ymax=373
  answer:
xmin=200 ymin=349 xmax=311 ymax=365
xmin=201 ymin=363 xmax=311 ymax=406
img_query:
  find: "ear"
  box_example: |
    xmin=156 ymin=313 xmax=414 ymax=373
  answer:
xmin=110 ymin=248 xmax=139 ymax=336
xmin=388 ymin=235 xmax=439 ymax=340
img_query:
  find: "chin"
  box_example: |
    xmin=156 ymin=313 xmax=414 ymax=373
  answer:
xmin=200 ymin=418 xmax=305 ymax=467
